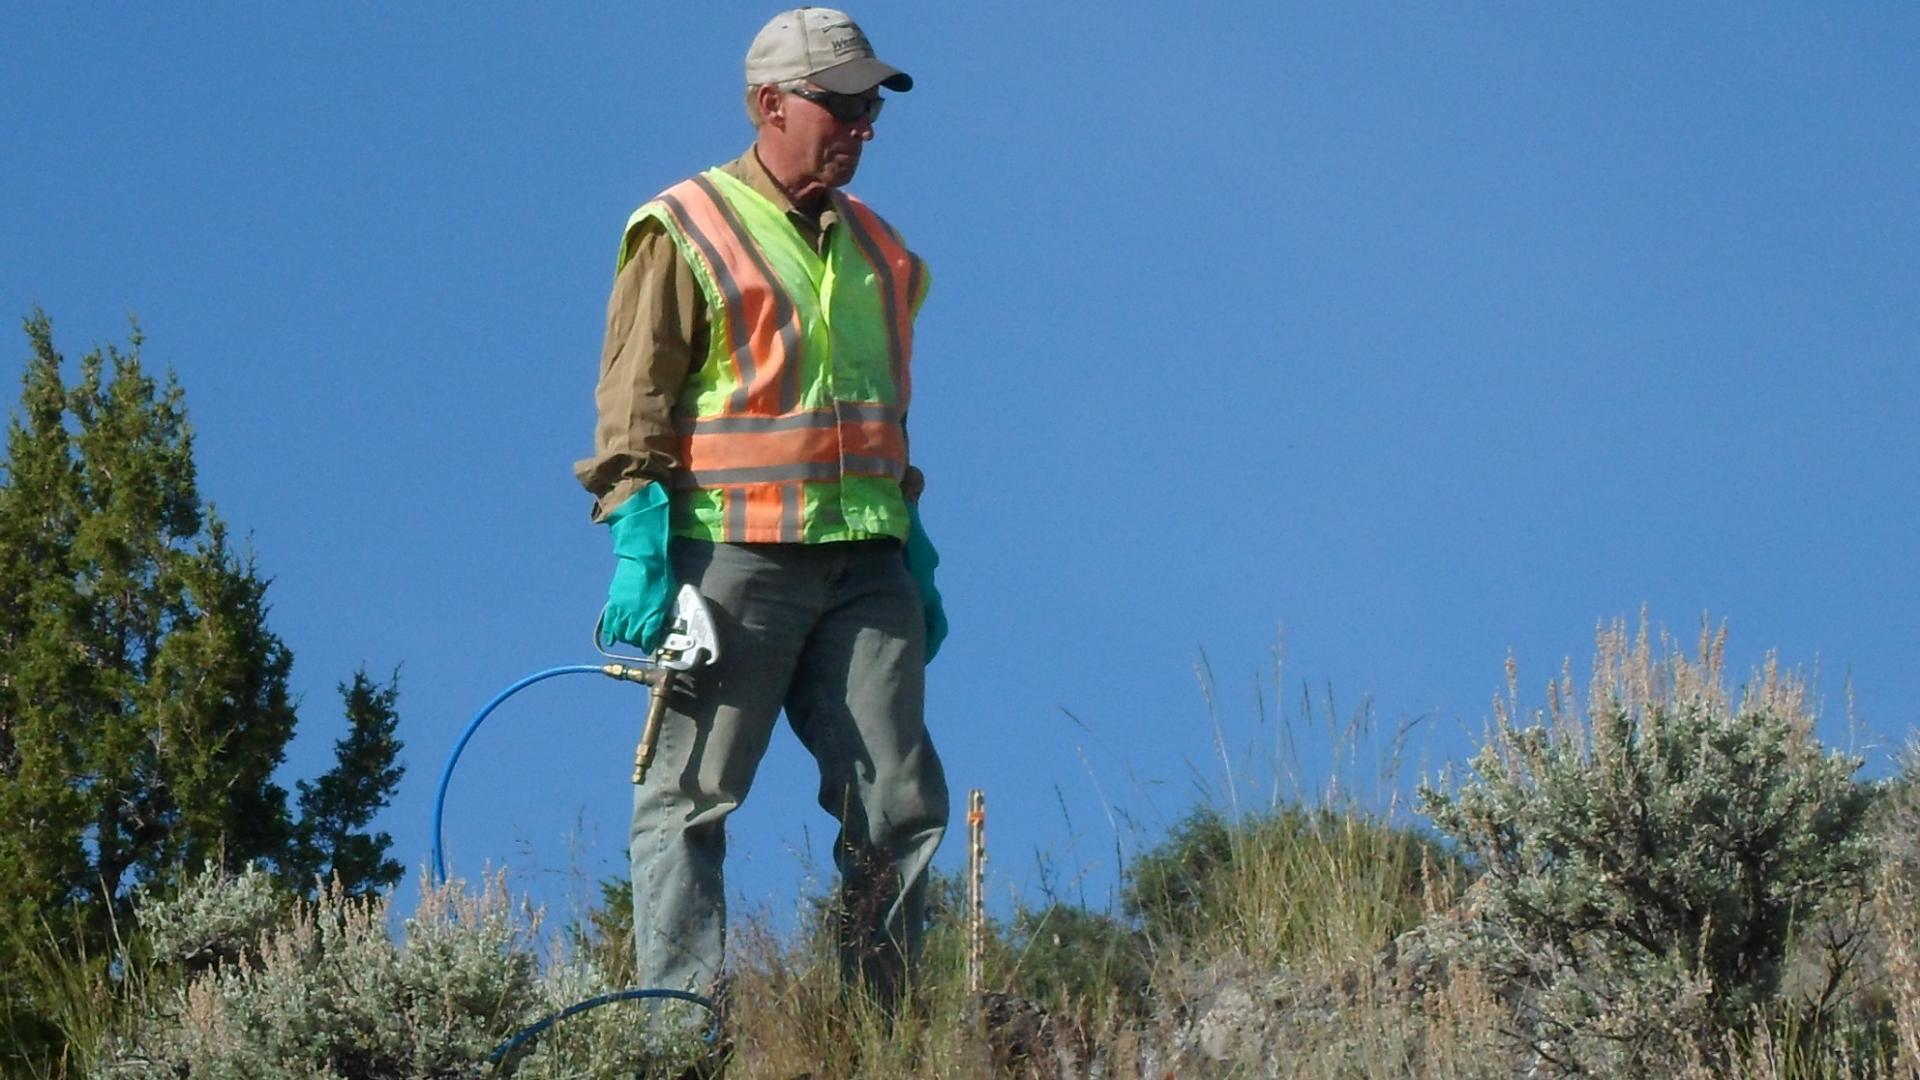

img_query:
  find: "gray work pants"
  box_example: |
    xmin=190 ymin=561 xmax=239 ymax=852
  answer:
xmin=629 ymin=538 xmax=949 ymax=1006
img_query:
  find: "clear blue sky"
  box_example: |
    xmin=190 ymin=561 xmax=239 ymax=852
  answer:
xmin=5 ymin=4 xmax=1917 ymax=927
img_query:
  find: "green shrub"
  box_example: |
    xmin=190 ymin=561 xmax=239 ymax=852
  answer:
xmin=103 ymin=865 xmax=715 ymax=1079
xmin=1419 ymin=618 xmax=1876 ymax=1075
xmin=107 ymin=869 xmax=536 ymax=1077
xmin=138 ymin=860 xmax=287 ymax=975
xmin=1005 ymin=902 xmax=1151 ymax=1018
xmin=1125 ymin=807 xmax=1235 ymax=945
xmin=1125 ymin=803 xmax=1448 ymax=974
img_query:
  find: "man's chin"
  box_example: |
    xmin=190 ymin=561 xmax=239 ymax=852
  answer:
xmin=823 ymin=156 xmax=861 ymax=187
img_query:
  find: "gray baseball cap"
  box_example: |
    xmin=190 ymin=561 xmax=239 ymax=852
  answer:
xmin=745 ymin=8 xmax=913 ymax=94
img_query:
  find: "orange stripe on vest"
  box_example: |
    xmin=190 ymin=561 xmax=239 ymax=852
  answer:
xmin=656 ymin=177 xmax=805 ymax=416
xmin=683 ymin=424 xmax=838 ymax=471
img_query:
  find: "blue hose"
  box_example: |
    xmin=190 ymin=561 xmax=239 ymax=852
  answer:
xmin=487 ymin=988 xmax=717 ymax=1066
xmin=430 ymin=664 xmax=720 ymax=1063
xmin=431 ymin=664 xmax=606 ymax=884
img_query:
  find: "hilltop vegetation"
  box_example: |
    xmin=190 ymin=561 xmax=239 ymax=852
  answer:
xmin=12 ymin=616 xmax=1920 ymax=1078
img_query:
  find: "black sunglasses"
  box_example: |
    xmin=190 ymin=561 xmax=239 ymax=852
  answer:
xmin=788 ymin=86 xmax=885 ymax=124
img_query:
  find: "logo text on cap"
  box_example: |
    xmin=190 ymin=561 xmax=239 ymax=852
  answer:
xmin=828 ymin=32 xmax=869 ymax=56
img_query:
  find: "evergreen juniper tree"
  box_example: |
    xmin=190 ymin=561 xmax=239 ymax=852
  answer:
xmin=291 ymin=668 xmax=406 ymax=894
xmin=0 ymin=310 xmax=406 ymax=1028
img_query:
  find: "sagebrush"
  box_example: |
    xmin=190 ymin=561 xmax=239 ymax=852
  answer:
xmin=13 ymin=615 xmax=1920 ymax=1078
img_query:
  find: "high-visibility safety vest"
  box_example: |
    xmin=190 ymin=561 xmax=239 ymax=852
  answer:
xmin=621 ymin=168 xmax=929 ymax=544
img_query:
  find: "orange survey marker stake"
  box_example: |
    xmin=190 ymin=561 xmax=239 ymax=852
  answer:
xmin=967 ymin=788 xmax=986 ymax=994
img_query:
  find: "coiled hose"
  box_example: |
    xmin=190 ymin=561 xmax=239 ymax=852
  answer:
xmin=430 ymin=664 xmax=719 ymax=1066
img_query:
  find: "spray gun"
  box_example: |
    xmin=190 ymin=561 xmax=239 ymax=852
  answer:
xmin=430 ymin=585 xmax=726 ymax=1054
xmin=432 ymin=584 xmax=722 ymax=882
xmin=595 ymin=584 xmax=721 ymax=783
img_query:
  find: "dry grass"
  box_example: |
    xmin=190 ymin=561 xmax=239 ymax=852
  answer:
xmin=24 ymin=796 xmax=1920 ymax=1078
xmin=15 ymin=619 xmax=1920 ymax=1078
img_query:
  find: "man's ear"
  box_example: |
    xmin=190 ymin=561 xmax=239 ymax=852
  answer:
xmin=755 ymin=83 xmax=786 ymax=129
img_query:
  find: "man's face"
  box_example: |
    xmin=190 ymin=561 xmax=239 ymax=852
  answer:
xmin=780 ymin=84 xmax=880 ymax=188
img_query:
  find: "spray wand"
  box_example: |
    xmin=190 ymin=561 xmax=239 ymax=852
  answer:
xmin=427 ymin=585 xmax=722 ymax=1066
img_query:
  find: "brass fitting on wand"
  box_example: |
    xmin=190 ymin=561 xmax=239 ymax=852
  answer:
xmin=601 ymin=663 xmax=673 ymax=785
xmin=600 ymin=663 xmax=666 ymax=687
xmin=631 ymin=670 xmax=674 ymax=784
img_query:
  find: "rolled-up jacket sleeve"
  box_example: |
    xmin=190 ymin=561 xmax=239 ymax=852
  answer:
xmin=573 ymin=221 xmax=706 ymax=522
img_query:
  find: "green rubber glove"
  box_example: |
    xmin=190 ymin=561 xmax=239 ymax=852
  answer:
xmin=904 ymin=504 xmax=948 ymax=662
xmin=603 ymin=484 xmax=676 ymax=653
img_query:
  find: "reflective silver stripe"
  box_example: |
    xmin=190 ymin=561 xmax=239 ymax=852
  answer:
xmin=675 ymin=404 xmax=899 ymax=434
xmin=692 ymin=173 xmax=806 ymax=414
xmin=725 ymin=488 xmax=747 ymax=538
xmin=835 ymin=195 xmax=907 ymax=395
xmin=833 ymin=400 xmax=901 ymax=425
xmin=657 ymin=188 xmax=757 ymax=414
xmin=780 ymin=484 xmax=801 ymax=543
xmin=843 ymin=454 xmax=906 ymax=479
xmin=676 ymin=461 xmax=841 ymax=487
xmin=674 ymin=409 xmax=838 ymax=436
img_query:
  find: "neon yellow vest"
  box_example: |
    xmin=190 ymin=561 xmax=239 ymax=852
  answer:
xmin=623 ymin=168 xmax=929 ymax=543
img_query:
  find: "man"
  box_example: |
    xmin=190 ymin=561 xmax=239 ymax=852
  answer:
xmin=573 ymin=7 xmax=950 ymax=1014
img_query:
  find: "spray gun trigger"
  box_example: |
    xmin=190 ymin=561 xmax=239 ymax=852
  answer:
xmin=652 ymin=583 xmax=719 ymax=672
xmin=593 ymin=585 xmax=721 ymax=671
